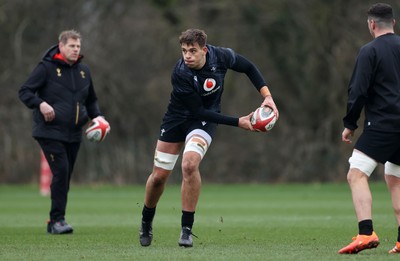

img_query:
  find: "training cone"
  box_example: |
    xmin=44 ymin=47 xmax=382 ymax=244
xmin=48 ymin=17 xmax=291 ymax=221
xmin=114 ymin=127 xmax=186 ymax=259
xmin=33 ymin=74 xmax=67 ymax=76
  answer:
xmin=40 ymin=151 xmax=52 ymax=196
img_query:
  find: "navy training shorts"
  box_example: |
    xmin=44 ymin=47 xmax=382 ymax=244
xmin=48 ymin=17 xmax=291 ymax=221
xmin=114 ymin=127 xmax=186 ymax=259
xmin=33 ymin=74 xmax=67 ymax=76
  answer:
xmin=158 ymin=119 xmax=217 ymax=143
xmin=355 ymin=128 xmax=400 ymax=164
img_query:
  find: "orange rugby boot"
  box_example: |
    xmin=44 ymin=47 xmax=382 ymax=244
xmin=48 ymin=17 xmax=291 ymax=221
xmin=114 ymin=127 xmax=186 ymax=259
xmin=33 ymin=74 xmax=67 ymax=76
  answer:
xmin=389 ymin=242 xmax=400 ymax=254
xmin=338 ymin=231 xmax=379 ymax=254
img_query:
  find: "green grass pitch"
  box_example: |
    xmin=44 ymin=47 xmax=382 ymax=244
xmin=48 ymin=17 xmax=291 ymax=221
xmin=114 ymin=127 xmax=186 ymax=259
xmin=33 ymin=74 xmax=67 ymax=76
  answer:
xmin=0 ymin=183 xmax=399 ymax=260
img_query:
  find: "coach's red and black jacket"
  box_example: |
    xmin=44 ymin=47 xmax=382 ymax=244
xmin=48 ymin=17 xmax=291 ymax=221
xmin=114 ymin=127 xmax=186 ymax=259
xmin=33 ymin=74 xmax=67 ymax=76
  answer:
xmin=19 ymin=45 xmax=102 ymax=143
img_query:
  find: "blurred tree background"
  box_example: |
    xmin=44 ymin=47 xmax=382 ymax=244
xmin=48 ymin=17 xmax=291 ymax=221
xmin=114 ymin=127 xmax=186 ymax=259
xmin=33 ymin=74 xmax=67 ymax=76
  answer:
xmin=1 ymin=0 xmax=397 ymax=184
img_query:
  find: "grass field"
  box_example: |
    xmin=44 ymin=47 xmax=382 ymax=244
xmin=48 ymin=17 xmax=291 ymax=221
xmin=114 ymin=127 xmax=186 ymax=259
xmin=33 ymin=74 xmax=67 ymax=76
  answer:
xmin=0 ymin=182 xmax=399 ymax=260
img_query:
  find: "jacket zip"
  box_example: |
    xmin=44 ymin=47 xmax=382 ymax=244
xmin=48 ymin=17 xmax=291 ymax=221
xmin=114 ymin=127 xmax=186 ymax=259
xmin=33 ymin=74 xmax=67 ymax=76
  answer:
xmin=70 ymin=68 xmax=79 ymax=126
xmin=75 ymin=102 xmax=79 ymax=125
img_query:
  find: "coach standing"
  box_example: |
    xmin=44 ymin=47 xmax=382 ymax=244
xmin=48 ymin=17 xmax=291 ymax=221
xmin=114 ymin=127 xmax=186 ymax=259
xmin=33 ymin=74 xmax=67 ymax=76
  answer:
xmin=339 ymin=3 xmax=400 ymax=254
xmin=19 ymin=30 xmax=110 ymax=234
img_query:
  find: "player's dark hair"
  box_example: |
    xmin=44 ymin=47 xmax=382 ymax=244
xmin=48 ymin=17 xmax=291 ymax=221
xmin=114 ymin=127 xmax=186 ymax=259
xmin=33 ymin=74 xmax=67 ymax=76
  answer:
xmin=179 ymin=29 xmax=207 ymax=47
xmin=59 ymin=30 xmax=81 ymax=44
xmin=367 ymin=3 xmax=393 ymax=23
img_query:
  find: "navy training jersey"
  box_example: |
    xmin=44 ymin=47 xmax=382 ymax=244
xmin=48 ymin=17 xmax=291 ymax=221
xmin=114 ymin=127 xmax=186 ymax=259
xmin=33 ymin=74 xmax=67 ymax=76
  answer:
xmin=343 ymin=33 xmax=400 ymax=132
xmin=163 ymin=44 xmax=266 ymax=127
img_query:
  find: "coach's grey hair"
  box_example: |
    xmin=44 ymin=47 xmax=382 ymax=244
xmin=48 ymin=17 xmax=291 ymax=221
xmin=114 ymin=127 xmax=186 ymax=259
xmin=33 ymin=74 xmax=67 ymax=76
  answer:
xmin=58 ymin=30 xmax=81 ymax=44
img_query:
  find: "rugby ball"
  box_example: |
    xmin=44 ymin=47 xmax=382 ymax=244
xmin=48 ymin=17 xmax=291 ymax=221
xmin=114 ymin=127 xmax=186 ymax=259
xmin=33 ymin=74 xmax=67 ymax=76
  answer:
xmin=85 ymin=117 xmax=110 ymax=142
xmin=250 ymin=106 xmax=277 ymax=132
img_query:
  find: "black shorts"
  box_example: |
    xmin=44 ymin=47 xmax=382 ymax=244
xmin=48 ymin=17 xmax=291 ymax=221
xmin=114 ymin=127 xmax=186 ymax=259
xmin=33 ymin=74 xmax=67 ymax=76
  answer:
xmin=355 ymin=129 xmax=400 ymax=164
xmin=158 ymin=119 xmax=217 ymax=143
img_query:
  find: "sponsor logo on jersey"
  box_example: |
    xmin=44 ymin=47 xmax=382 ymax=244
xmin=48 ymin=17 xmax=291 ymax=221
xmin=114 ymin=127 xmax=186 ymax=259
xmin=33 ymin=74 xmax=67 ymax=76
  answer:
xmin=203 ymin=78 xmax=216 ymax=92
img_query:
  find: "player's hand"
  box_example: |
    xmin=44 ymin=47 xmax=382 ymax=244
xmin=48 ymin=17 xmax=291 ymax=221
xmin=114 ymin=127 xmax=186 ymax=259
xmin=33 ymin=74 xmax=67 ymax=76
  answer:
xmin=40 ymin=102 xmax=55 ymax=122
xmin=93 ymin=116 xmax=111 ymax=132
xmin=261 ymin=96 xmax=279 ymax=120
xmin=238 ymin=112 xmax=254 ymax=131
xmin=342 ymin=128 xmax=354 ymax=144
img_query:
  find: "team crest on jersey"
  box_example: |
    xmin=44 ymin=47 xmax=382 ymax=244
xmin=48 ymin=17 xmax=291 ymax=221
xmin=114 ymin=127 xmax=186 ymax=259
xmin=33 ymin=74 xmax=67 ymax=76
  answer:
xmin=203 ymin=78 xmax=216 ymax=92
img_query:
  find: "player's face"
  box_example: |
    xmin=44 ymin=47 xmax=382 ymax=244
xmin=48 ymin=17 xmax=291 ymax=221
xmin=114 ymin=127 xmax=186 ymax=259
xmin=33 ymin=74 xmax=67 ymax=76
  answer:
xmin=181 ymin=43 xmax=207 ymax=70
xmin=59 ymin=38 xmax=81 ymax=64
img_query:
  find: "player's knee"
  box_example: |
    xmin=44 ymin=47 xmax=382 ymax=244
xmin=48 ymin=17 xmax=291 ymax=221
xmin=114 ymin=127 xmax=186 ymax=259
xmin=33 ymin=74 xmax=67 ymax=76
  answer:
xmin=181 ymin=157 xmax=199 ymax=175
xmin=347 ymin=168 xmax=369 ymax=185
xmin=150 ymin=171 xmax=169 ymax=186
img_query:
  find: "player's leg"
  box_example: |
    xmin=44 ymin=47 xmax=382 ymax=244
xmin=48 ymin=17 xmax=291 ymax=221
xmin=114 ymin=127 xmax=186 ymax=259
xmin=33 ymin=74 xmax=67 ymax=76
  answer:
xmin=348 ymin=167 xmax=372 ymax=223
xmin=179 ymin=129 xmax=212 ymax=247
xmin=384 ymin=162 xmax=400 ymax=254
xmin=338 ymin=149 xmax=379 ymax=254
xmin=181 ymin=147 xmax=203 ymax=212
xmin=140 ymin=140 xmax=183 ymax=247
xmin=144 ymin=140 xmax=183 ymax=208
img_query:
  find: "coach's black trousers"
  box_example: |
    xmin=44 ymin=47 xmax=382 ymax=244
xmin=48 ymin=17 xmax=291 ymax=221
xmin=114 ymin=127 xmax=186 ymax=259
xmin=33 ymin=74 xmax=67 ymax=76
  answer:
xmin=36 ymin=138 xmax=80 ymax=221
